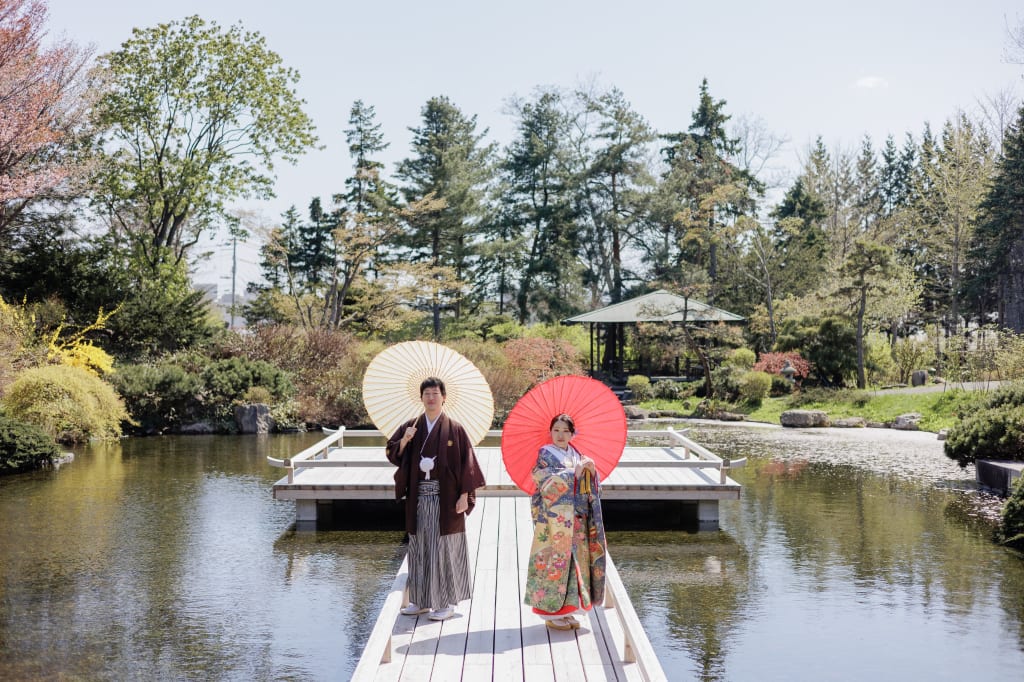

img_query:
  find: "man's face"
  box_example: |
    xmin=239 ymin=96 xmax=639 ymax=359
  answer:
xmin=421 ymin=387 xmax=445 ymax=413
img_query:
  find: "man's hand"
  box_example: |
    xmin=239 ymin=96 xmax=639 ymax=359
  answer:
xmin=455 ymin=492 xmax=469 ymax=514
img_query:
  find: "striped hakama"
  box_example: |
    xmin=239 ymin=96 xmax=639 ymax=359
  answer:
xmin=407 ymin=480 xmax=473 ymax=610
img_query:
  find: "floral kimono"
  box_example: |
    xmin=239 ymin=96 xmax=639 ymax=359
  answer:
xmin=524 ymin=443 xmax=607 ymax=615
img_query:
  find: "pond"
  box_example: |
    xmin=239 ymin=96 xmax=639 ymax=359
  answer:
xmin=0 ymin=426 xmax=1022 ymax=680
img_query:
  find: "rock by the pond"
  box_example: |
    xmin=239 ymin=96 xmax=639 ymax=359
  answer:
xmin=623 ymin=405 xmax=650 ymax=420
xmin=234 ymin=404 xmax=276 ymax=434
xmin=180 ymin=421 xmax=216 ymax=434
xmin=892 ymin=413 xmax=922 ymax=431
xmin=780 ymin=410 xmax=830 ymax=427
xmin=716 ymin=411 xmax=746 ymax=422
xmin=911 ymin=369 xmax=929 ymax=386
xmin=832 ymin=417 xmax=867 ymax=428
xmin=937 ymin=428 xmax=948 ymax=441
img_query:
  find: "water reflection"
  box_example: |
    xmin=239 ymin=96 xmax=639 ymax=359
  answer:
xmin=2 ymin=427 xmax=1024 ymax=681
xmin=613 ymin=423 xmax=1024 ymax=681
xmin=0 ymin=434 xmax=404 ymax=681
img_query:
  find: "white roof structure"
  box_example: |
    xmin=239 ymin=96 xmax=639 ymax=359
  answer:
xmin=563 ymin=289 xmax=744 ymax=324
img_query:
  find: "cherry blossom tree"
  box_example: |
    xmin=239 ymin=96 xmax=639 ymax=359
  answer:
xmin=0 ymin=0 xmax=89 ymax=238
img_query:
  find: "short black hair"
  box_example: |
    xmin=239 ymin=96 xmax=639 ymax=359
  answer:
xmin=420 ymin=376 xmax=446 ymax=397
xmin=549 ymin=413 xmax=575 ymax=434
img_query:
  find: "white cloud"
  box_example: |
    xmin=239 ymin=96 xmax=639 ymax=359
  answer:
xmin=854 ymin=76 xmax=889 ymax=89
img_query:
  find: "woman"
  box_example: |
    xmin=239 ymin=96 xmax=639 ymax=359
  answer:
xmin=385 ymin=376 xmax=486 ymax=622
xmin=524 ymin=414 xmax=607 ymax=631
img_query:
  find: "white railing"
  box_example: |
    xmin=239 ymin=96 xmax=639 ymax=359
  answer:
xmin=602 ymin=552 xmax=669 ymax=681
xmin=625 ymin=426 xmax=746 ymax=483
xmin=268 ymin=426 xmax=745 ymax=484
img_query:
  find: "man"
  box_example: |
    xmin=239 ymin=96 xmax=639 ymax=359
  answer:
xmin=385 ymin=376 xmax=486 ymax=621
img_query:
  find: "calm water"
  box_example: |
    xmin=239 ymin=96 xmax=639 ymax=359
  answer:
xmin=0 ymin=426 xmax=1022 ymax=681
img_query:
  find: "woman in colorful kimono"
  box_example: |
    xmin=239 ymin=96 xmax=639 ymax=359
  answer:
xmin=524 ymin=413 xmax=608 ymax=631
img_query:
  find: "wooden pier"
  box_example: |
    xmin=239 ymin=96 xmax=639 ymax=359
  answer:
xmin=268 ymin=428 xmax=744 ymax=530
xmin=349 ymin=494 xmax=667 ymax=681
xmin=266 ymin=428 xmax=743 ymax=680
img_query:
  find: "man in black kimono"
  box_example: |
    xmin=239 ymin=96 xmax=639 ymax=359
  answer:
xmin=385 ymin=376 xmax=486 ymax=621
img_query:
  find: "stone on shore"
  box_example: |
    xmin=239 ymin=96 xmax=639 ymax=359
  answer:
xmin=891 ymin=413 xmax=922 ymax=431
xmin=780 ymin=409 xmax=830 ymax=427
xmin=234 ymin=404 xmax=276 ymax=434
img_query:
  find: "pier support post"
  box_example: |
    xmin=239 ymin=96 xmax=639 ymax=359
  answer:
xmin=697 ymin=499 xmax=719 ymax=531
xmin=296 ymin=499 xmax=318 ymax=528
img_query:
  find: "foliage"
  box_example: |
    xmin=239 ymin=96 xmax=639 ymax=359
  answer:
xmin=1000 ymin=477 xmax=1024 ymax=549
xmin=864 ymin=331 xmax=897 ymax=387
xmin=502 ymin=337 xmax=584 ymax=385
xmin=752 ymin=351 xmax=810 ymax=379
xmin=738 ymin=371 xmax=773 ymax=405
xmin=653 ymin=379 xmax=690 ymax=400
xmin=45 ymin=307 xmax=118 ymax=376
xmin=201 ymin=358 xmax=293 ymax=408
xmin=724 ymin=347 xmax=755 ymax=369
xmin=108 ymin=362 xmax=203 ymax=434
xmin=0 ymin=412 xmax=59 ymax=474
xmin=105 ymin=260 xmax=222 ymax=360
xmin=1 ymin=364 xmax=129 ymax=443
xmin=89 ymin=14 xmax=318 ymax=270
xmin=709 ymin=364 xmax=743 ymax=402
xmin=777 ymin=315 xmax=857 ymax=387
xmin=892 ymin=335 xmax=936 ymax=385
xmin=944 ymin=403 xmax=1024 ymax=467
xmin=626 ymin=375 xmax=652 ymax=401
xmin=0 ymin=294 xmax=47 ymax=393
xmin=241 ymin=385 xmax=274 ymax=405
xmin=0 ymin=0 xmax=90 ymax=241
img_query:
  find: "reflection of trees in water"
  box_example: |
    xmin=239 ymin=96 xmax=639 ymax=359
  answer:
xmin=609 ymin=531 xmax=750 ymax=681
xmin=273 ymin=529 xmax=406 ymax=661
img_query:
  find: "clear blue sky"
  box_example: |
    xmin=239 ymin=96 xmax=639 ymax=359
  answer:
xmin=44 ymin=0 xmax=1023 ymax=287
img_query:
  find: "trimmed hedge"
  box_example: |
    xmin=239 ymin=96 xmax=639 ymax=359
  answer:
xmin=1001 ymin=477 xmax=1024 ymax=550
xmin=0 ymin=414 xmax=61 ymax=474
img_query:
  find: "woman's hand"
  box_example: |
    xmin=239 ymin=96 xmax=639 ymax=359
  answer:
xmin=580 ymin=456 xmax=596 ymax=476
xmin=455 ymin=492 xmax=469 ymax=514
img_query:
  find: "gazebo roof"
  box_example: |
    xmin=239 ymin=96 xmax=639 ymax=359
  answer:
xmin=562 ymin=289 xmax=744 ymax=324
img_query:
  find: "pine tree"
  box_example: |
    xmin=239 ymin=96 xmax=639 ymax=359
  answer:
xmin=969 ymin=106 xmax=1024 ymax=331
xmin=396 ymin=96 xmax=494 ymax=337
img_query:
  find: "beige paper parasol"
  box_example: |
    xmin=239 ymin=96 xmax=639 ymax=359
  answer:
xmin=362 ymin=341 xmax=494 ymax=445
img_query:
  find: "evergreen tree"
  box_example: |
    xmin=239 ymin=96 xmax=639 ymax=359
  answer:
xmin=499 ymin=90 xmax=580 ymax=323
xmin=968 ymin=106 xmax=1024 ymax=332
xmin=396 ymin=96 xmax=494 ymax=337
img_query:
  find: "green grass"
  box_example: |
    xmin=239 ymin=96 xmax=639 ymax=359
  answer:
xmin=640 ymin=387 xmax=984 ymax=433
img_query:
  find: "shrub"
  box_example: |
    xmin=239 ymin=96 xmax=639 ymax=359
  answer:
xmin=1000 ymin=477 xmax=1024 ymax=549
xmin=241 ymin=386 xmax=274 ymax=405
xmin=502 ymin=337 xmax=584 ymax=386
xmin=202 ymin=357 xmax=293 ymax=405
xmin=109 ymin=363 xmax=203 ymax=434
xmin=738 ymin=371 xmax=773 ymax=405
xmin=653 ymin=379 xmax=685 ymax=400
xmin=725 ymin=347 xmax=756 ymax=370
xmin=626 ymin=375 xmax=652 ymax=401
xmin=892 ymin=336 xmax=935 ymax=385
xmin=769 ymin=375 xmax=793 ymax=396
xmin=944 ymin=404 xmax=1024 ymax=467
xmin=0 ymin=414 xmax=61 ymax=474
xmin=710 ymin=364 xmax=743 ymax=402
xmin=752 ymin=351 xmax=811 ymax=380
xmin=1 ymin=365 xmax=130 ymax=443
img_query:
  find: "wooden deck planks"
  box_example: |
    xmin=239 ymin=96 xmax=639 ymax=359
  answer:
xmin=356 ymin=494 xmax=666 ymax=681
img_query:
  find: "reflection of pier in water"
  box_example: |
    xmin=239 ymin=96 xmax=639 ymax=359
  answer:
xmin=267 ymin=428 xmax=743 ymax=680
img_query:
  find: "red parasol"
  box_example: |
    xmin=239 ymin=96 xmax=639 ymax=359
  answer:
xmin=501 ymin=374 xmax=627 ymax=494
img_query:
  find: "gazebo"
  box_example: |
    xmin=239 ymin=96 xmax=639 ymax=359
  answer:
xmin=562 ymin=289 xmax=744 ymax=379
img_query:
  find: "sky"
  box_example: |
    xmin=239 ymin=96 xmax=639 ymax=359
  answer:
xmin=43 ymin=0 xmax=1024 ymax=290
